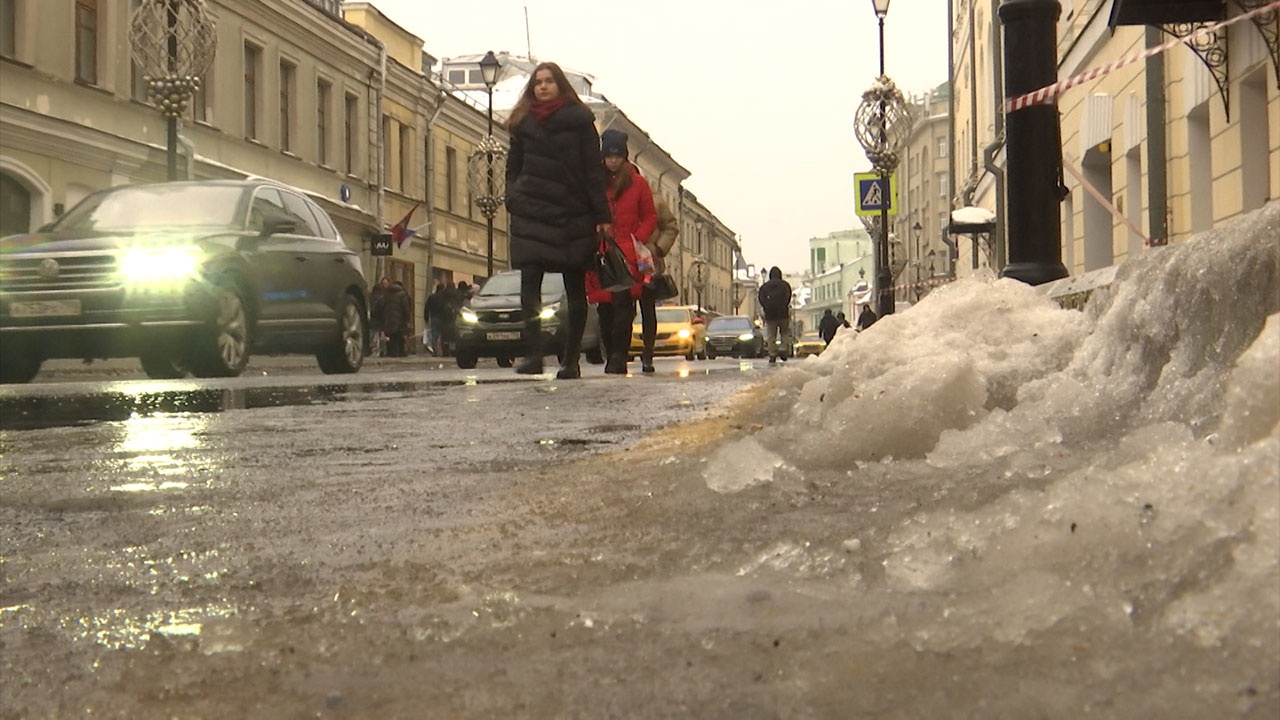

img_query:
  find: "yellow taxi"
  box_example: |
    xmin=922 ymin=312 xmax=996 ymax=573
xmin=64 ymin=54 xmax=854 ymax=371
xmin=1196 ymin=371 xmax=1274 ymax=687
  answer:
xmin=793 ymin=331 xmax=827 ymax=358
xmin=630 ymin=305 xmax=707 ymax=360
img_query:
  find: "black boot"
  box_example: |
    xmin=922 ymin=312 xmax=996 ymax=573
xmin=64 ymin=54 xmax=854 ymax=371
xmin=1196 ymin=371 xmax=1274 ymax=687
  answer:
xmin=604 ymin=352 xmax=628 ymax=375
xmin=557 ymin=336 xmax=581 ymax=379
xmin=516 ymin=317 xmax=544 ymax=374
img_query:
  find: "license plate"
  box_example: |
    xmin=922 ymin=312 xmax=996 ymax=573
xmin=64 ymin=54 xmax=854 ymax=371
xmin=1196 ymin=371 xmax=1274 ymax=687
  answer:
xmin=486 ymin=331 xmax=520 ymax=341
xmin=9 ymin=299 xmax=82 ymax=317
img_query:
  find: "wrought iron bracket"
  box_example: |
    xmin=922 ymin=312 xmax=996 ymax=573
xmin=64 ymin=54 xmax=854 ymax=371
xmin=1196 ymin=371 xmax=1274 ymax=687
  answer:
xmin=1234 ymin=0 xmax=1280 ymax=89
xmin=1162 ymin=20 xmax=1231 ymax=118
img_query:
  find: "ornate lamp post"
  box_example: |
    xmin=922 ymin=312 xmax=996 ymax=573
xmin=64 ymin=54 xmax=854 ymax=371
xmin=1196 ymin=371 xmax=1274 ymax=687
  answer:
xmin=467 ymin=51 xmax=506 ymax=278
xmin=689 ymin=258 xmax=707 ymax=315
xmin=854 ymin=0 xmax=911 ymax=317
xmin=129 ymin=0 xmax=216 ymax=181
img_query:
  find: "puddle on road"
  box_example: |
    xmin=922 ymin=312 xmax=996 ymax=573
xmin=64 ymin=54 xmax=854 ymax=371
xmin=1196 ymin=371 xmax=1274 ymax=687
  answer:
xmin=0 ymin=380 xmax=477 ymax=431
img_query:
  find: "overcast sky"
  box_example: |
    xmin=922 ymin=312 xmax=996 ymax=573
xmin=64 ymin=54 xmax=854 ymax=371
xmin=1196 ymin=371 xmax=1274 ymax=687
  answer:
xmin=364 ymin=0 xmax=952 ymax=274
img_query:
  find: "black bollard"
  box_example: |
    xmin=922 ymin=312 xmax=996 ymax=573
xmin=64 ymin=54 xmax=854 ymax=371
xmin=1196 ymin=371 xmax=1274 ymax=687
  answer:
xmin=998 ymin=0 xmax=1069 ymax=285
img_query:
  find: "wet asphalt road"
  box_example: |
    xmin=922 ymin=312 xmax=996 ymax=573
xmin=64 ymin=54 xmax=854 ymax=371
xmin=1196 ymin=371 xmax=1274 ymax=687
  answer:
xmin=1 ymin=354 xmax=801 ymax=719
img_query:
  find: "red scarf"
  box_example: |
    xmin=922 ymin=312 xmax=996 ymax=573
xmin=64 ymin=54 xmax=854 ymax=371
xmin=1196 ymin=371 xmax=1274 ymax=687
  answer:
xmin=529 ymin=96 xmax=568 ymax=123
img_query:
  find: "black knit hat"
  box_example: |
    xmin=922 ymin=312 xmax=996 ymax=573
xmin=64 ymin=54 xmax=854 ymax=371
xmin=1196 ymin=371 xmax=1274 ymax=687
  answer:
xmin=600 ymin=129 xmax=629 ymax=158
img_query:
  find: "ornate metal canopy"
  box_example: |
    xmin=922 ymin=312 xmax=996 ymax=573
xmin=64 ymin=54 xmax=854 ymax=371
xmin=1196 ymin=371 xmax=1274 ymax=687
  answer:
xmin=467 ymin=135 xmax=508 ymax=220
xmin=129 ymin=0 xmax=216 ymax=118
xmin=853 ymin=76 xmax=912 ymax=173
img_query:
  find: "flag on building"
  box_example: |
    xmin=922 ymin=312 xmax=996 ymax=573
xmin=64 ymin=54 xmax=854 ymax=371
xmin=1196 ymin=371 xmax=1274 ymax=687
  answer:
xmin=389 ymin=202 xmax=421 ymax=248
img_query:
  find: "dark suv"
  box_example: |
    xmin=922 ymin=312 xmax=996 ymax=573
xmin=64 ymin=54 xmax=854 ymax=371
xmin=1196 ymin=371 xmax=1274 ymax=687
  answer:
xmin=453 ymin=270 xmax=604 ymax=369
xmin=0 ymin=180 xmax=369 ymax=382
xmin=704 ymin=315 xmax=765 ymax=359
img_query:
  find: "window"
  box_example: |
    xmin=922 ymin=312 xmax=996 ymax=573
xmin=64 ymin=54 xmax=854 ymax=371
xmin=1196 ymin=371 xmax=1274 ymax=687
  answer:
xmin=468 ymin=68 xmax=483 ymax=84
xmin=280 ymin=60 xmax=296 ymax=152
xmin=189 ymin=68 xmax=208 ymax=123
xmin=447 ymin=69 xmax=465 ymax=85
xmin=445 ymin=146 xmax=457 ymax=212
xmin=382 ymin=114 xmax=392 ymax=188
xmin=244 ymin=43 xmax=261 ymax=140
xmin=937 ymin=171 xmax=947 ymax=198
xmin=280 ymin=191 xmax=322 ymax=236
xmin=937 ymin=136 xmax=948 ymax=158
xmin=316 ymin=79 xmax=331 ymax=166
xmin=343 ymin=92 xmax=357 ymax=174
xmin=1 ymin=0 xmax=15 ymax=59
xmin=399 ymin=123 xmax=411 ymax=192
xmin=0 ymin=172 xmax=31 ymax=237
xmin=75 ymin=0 xmax=98 ymax=84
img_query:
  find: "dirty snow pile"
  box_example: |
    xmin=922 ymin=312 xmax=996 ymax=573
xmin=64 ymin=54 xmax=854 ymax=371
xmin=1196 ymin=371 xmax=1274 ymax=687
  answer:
xmin=706 ymin=200 xmax=1279 ymax=672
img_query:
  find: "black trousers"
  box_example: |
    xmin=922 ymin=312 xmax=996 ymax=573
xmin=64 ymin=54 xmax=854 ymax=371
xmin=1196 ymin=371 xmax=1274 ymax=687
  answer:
xmin=638 ymin=286 xmax=657 ymax=362
xmin=521 ymin=266 xmax=587 ymax=361
xmin=597 ymin=290 xmax=636 ymax=359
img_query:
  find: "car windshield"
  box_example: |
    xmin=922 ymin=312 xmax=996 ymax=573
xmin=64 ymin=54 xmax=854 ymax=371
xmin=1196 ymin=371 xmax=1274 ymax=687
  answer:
xmin=54 ymin=185 xmax=246 ymax=233
xmin=478 ymin=272 xmax=562 ymax=297
xmin=708 ymin=317 xmax=753 ymax=332
xmin=654 ymin=308 xmax=690 ymax=323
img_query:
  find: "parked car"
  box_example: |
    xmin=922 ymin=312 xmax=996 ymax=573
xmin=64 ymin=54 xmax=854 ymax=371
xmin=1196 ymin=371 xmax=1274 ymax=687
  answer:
xmin=0 ymin=180 xmax=369 ymax=383
xmin=793 ymin=331 xmax=826 ymax=358
xmin=629 ymin=304 xmax=706 ymax=361
xmin=453 ymin=270 xmax=604 ymax=369
xmin=704 ymin=315 xmax=765 ymax=359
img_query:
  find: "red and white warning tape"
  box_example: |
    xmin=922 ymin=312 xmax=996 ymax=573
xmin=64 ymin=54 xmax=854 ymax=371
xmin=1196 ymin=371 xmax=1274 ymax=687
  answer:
xmin=1006 ymin=1 xmax=1280 ymax=112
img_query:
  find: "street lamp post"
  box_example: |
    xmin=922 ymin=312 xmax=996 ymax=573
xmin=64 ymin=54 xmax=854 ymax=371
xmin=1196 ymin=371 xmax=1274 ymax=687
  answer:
xmin=912 ymin=221 xmax=924 ymax=301
xmin=467 ymin=51 xmax=507 ymax=279
xmin=129 ymin=0 xmax=216 ymax=181
xmin=854 ymin=0 xmax=910 ymax=319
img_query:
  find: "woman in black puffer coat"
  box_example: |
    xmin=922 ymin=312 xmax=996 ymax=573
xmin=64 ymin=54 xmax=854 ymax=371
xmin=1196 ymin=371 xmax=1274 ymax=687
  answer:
xmin=505 ymin=61 xmax=612 ymax=379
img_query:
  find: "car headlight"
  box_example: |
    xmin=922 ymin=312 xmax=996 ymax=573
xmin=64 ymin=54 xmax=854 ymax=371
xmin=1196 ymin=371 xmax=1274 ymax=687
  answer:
xmin=738 ymin=333 xmax=755 ymax=341
xmin=538 ymin=302 xmax=561 ymax=320
xmin=677 ymin=328 xmax=691 ymax=339
xmin=120 ymin=246 xmax=203 ymax=288
xmin=460 ymin=309 xmax=479 ymax=324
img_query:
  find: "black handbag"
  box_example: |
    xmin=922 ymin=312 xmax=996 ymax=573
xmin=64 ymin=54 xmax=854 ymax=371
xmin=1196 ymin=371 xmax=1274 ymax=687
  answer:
xmin=593 ymin=232 xmax=633 ymax=292
xmin=647 ymin=272 xmax=679 ymax=300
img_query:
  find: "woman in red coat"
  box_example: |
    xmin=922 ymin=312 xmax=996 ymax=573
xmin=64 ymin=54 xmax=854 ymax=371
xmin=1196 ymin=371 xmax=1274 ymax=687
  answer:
xmin=587 ymin=129 xmax=657 ymax=374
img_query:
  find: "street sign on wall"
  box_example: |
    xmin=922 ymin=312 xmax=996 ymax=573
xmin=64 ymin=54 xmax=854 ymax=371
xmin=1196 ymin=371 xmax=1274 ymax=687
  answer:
xmin=854 ymin=172 xmax=898 ymax=217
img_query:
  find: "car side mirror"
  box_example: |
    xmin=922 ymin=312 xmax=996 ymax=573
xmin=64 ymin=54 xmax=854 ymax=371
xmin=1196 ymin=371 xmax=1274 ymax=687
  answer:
xmin=692 ymin=317 xmax=705 ymax=325
xmin=261 ymin=212 xmax=300 ymax=237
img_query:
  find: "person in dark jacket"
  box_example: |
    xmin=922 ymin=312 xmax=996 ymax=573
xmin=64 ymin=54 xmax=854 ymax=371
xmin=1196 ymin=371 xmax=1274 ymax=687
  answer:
xmin=504 ymin=61 xmax=612 ymax=379
xmin=856 ymin=304 xmax=879 ymax=332
xmin=757 ymin=266 xmax=793 ymax=364
xmin=587 ymin=129 xmax=657 ymax=375
xmin=375 ymin=280 xmax=412 ymax=357
xmin=424 ymin=283 xmax=451 ymax=356
xmin=818 ymin=309 xmax=840 ymax=345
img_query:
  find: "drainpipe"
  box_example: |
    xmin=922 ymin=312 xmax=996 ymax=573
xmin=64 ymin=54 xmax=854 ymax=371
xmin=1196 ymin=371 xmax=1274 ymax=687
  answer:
xmin=177 ymin=133 xmax=197 ymax=180
xmin=1144 ymin=25 xmax=1169 ymax=246
xmin=370 ymin=41 xmax=387 ymax=279
xmin=424 ymin=88 xmax=447 ymax=283
xmin=946 ymin=0 xmax=958 ymax=276
xmin=983 ymin=0 xmax=1007 ymax=271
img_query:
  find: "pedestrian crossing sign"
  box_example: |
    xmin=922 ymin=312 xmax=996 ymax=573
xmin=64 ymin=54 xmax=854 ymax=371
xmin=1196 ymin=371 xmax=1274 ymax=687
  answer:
xmin=855 ymin=172 xmax=898 ymax=217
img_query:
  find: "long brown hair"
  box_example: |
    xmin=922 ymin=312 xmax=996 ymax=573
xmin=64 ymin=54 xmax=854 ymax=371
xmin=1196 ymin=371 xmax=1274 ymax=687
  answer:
xmin=506 ymin=62 xmax=584 ymax=130
xmin=605 ymin=160 xmax=633 ymax=199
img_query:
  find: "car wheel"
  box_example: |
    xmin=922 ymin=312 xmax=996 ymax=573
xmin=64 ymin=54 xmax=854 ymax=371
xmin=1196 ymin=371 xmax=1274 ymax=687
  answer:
xmin=706 ymin=347 xmax=717 ymax=360
xmin=0 ymin=348 xmax=42 ymax=384
xmin=316 ymin=293 xmax=366 ymax=374
xmin=188 ymin=279 xmax=251 ymax=378
xmin=496 ymin=355 xmax=514 ymax=368
xmin=455 ymin=350 xmax=478 ymax=369
xmin=140 ymin=348 xmax=188 ymax=379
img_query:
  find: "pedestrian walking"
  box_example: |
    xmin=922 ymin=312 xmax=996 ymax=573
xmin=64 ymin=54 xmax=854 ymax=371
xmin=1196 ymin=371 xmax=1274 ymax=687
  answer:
xmin=837 ymin=311 xmax=852 ymax=330
xmin=587 ymin=129 xmax=657 ymax=375
xmin=856 ymin=304 xmax=879 ymax=332
xmin=636 ymin=195 xmax=679 ymax=373
xmin=424 ymin=283 xmax=452 ymax=356
xmin=818 ymin=308 xmax=840 ymax=346
xmin=504 ymin=61 xmax=612 ymax=379
xmin=376 ymin=280 xmax=412 ymax=357
xmin=370 ymin=277 xmax=390 ymax=356
xmin=757 ymin=266 xmax=793 ymax=364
